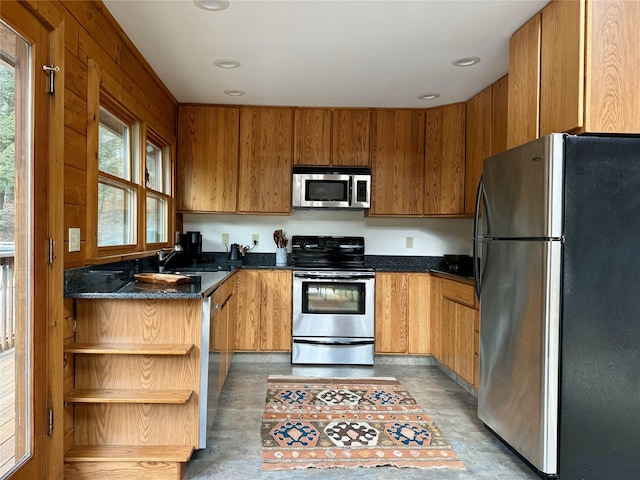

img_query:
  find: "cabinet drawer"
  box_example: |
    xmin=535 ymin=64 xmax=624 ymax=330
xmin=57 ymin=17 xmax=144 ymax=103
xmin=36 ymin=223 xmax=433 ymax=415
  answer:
xmin=441 ymin=279 xmax=477 ymax=308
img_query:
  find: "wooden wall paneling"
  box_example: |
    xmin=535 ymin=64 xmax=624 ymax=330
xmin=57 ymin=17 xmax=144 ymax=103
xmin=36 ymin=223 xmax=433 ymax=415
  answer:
xmin=176 ymin=105 xmax=239 ymax=212
xmin=331 ymin=109 xmax=371 ymax=166
xmin=539 ymin=0 xmax=584 ymax=136
xmin=64 ymin=204 xmax=86 ymax=240
xmin=64 ymin=165 xmax=87 ymax=206
xmin=64 ymin=90 xmax=88 ymax=136
xmin=64 ymin=49 xmax=88 ymax=99
xmin=424 ymin=103 xmax=466 ymax=215
xmin=586 ymin=0 xmax=640 ymax=133
xmin=491 ymin=74 xmax=509 ymax=155
xmin=64 ymin=126 xmax=87 ymax=170
xmin=507 ymin=13 xmax=541 ymax=149
xmin=64 ymin=14 xmax=79 ymax=56
xmin=238 ymin=107 xmax=293 ymax=214
xmin=407 ymin=273 xmax=431 ymax=354
xmin=370 ymin=110 xmax=425 ymax=216
xmin=294 ymin=108 xmax=331 ymax=165
xmin=465 ymin=88 xmax=492 ymax=215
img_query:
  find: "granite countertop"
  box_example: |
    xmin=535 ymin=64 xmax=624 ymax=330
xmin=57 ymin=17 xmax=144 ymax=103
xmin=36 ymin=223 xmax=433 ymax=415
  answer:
xmin=65 ymin=268 xmax=236 ymax=300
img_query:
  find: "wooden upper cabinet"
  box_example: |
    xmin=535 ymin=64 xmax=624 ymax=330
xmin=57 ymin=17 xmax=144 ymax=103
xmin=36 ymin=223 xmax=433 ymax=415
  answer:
xmin=293 ymin=108 xmax=331 ymax=165
xmin=238 ymin=107 xmax=293 ymax=214
xmin=424 ymin=103 xmax=466 ymax=216
xmin=331 ymin=109 xmax=370 ymax=166
xmin=540 ymin=0 xmax=584 ymax=136
xmin=491 ymin=74 xmax=509 ymax=155
xmin=507 ymin=12 xmax=541 ymax=149
xmin=465 ymin=87 xmax=492 ymax=215
xmin=370 ymin=110 xmax=425 ymax=216
xmin=293 ymin=108 xmax=370 ymax=166
xmin=176 ymin=105 xmax=239 ymax=212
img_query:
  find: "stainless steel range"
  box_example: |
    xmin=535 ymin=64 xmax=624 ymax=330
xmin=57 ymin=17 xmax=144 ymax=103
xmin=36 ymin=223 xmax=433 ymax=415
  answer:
xmin=291 ymin=236 xmax=375 ymax=365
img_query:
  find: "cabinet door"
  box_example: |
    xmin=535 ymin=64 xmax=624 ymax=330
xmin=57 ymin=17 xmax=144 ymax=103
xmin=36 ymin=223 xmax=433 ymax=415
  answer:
xmin=491 ymin=74 xmax=509 ymax=155
xmin=374 ymin=272 xmax=408 ymax=353
xmin=465 ymin=88 xmax=492 ymax=215
xmin=507 ymin=13 xmax=541 ymax=149
xmin=176 ymin=105 xmax=239 ymax=212
xmin=332 ymin=109 xmax=371 ymax=166
xmin=238 ymin=107 xmax=293 ymax=213
xmin=440 ymin=298 xmax=456 ymax=370
xmin=235 ymin=269 xmax=260 ymax=351
xmin=454 ymin=303 xmax=476 ymax=385
xmin=294 ymin=108 xmax=331 ymax=165
xmin=540 ymin=0 xmax=584 ymax=136
xmin=370 ymin=110 xmax=425 ymax=216
xmin=425 ymin=103 xmax=466 ymax=215
xmin=259 ymin=270 xmax=292 ymax=351
xmin=407 ymin=274 xmax=431 ymax=354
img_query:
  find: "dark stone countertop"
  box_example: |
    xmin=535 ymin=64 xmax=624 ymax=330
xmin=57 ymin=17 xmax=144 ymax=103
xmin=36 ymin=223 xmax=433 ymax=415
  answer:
xmin=64 ymin=253 xmax=475 ymax=299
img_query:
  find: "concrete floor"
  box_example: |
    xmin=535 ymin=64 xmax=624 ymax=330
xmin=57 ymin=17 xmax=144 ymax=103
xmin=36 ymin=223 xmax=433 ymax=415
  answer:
xmin=185 ymin=356 xmax=541 ymax=479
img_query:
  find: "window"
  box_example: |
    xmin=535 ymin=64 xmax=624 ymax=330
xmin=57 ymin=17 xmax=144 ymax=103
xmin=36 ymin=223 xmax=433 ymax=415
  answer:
xmin=145 ymin=137 xmax=171 ymax=245
xmin=97 ymin=107 xmax=137 ymax=247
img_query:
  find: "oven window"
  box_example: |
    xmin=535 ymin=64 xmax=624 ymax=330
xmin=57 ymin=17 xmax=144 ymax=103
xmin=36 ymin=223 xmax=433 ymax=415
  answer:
xmin=302 ymin=281 xmax=365 ymax=315
xmin=306 ymin=180 xmax=348 ymax=202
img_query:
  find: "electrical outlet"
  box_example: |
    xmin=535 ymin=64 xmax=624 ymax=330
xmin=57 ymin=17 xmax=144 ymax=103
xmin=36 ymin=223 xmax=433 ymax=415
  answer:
xmin=405 ymin=236 xmax=413 ymax=248
xmin=221 ymin=233 xmax=229 ymax=245
xmin=69 ymin=228 xmax=81 ymax=252
xmin=252 ymin=234 xmax=259 ymax=245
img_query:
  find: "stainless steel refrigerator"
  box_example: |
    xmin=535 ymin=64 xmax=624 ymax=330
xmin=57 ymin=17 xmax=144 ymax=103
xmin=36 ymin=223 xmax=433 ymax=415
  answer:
xmin=474 ymin=133 xmax=640 ymax=479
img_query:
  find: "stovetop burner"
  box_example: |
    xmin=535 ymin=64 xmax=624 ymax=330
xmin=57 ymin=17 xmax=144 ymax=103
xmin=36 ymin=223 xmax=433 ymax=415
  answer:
xmin=291 ymin=235 xmax=365 ymax=269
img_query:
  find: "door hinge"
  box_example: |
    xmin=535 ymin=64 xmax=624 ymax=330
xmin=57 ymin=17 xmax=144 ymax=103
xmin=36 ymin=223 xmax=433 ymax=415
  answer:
xmin=42 ymin=65 xmax=60 ymax=95
xmin=47 ymin=408 xmax=54 ymax=436
xmin=48 ymin=238 xmax=55 ymax=264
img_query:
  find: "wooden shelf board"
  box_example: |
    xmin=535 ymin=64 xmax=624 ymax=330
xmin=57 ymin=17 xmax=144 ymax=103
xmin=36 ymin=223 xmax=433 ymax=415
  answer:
xmin=65 ymin=389 xmax=193 ymax=404
xmin=64 ymin=343 xmax=194 ymax=355
xmin=64 ymin=445 xmax=194 ymax=463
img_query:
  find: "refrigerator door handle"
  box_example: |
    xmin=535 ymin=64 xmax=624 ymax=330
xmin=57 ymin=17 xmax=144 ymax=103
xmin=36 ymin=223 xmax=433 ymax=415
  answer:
xmin=473 ymin=175 xmax=484 ymax=299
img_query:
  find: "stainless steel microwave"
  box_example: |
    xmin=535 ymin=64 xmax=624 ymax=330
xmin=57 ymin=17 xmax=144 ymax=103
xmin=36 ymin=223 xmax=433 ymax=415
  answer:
xmin=292 ymin=166 xmax=371 ymax=209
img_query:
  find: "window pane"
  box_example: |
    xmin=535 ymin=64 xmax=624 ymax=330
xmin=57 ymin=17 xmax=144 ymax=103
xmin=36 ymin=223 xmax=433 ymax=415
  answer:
xmin=98 ymin=181 xmax=135 ymax=246
xmin=98 ymin=107 xmax=130 ymax=181
xmin=0 ymin=19 xmax=33 ymax=476
xmin=145 ymin=141 xmax=162 ymax=192
xmin=146 ymin=194 xmax=167 ymax=244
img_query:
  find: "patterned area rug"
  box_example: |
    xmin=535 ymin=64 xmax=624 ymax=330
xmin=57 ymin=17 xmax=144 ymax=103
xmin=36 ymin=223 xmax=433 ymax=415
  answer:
xmin=261 ymin=375 xmax=466 ymax=471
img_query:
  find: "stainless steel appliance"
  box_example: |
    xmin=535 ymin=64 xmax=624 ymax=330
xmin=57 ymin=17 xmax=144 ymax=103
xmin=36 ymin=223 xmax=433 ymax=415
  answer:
xmin=291 ymin=236 xmax=375 ymax=365
xmin=474 ymin=133 xmax=640 ymax=479
xmin=292 ymin=166 xmax=371 ymax=209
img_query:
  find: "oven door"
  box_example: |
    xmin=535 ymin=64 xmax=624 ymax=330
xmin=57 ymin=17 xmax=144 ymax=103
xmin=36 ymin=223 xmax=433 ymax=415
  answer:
xmin=292 ymin=272 xmax=375 ymax=338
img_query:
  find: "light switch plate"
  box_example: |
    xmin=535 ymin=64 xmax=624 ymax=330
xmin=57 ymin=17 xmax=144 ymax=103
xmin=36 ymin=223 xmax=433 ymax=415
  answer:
xmin=69 ymin=228 xmax=80 ymax=252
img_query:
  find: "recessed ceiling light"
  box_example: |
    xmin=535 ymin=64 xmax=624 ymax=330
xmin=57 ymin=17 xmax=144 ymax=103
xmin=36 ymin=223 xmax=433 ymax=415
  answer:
xmin=224 ymin=89 xmax=245 ymax=97
xmin=194 ymin=0 xmax=230 ymax=11
xmin=214 ymin=59 xmax=241 ymax=69
xmin=418 ymin=93 xmax=440 ymax=100
xmin=452 ymin=56 xmax=481 ymax=67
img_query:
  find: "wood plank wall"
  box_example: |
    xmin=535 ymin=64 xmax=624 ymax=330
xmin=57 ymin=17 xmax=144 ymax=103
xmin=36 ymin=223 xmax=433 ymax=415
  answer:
xmin=30 ymin=0 xmax=178 ymax=460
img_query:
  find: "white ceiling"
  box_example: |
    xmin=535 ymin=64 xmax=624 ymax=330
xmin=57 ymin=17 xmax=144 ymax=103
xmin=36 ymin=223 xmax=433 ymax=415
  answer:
xmin=103 ymin=0 xmax=548 ymax=108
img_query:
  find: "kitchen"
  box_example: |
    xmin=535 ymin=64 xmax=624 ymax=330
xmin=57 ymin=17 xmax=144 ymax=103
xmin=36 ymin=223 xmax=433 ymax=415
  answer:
xmin=3 ymin=1 xmax=640 ymax=479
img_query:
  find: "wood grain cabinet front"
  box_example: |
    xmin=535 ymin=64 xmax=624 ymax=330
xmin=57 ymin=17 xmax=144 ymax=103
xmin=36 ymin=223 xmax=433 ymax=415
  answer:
xmin=508 ymin=0 xmax=640 ymax=148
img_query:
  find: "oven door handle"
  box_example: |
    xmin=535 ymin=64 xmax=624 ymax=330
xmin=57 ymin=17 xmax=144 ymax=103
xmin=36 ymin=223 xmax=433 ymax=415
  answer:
xmin=293 ymin=338 xmax=374 ymax=346
xmin=294 ymin=274 xmax=375 ymax=280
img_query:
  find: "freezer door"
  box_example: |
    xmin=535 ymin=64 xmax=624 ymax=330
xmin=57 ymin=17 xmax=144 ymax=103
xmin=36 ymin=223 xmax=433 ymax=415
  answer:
xmin=478 ymin=238 xmax=561 ymax=475
xmin=482 ymin=134 xmax=564 ymax=239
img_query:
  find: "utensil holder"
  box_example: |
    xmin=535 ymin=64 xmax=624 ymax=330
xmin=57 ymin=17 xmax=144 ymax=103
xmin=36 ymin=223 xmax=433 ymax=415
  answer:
xmin=275 ymin=247 xmax=287 ymax=266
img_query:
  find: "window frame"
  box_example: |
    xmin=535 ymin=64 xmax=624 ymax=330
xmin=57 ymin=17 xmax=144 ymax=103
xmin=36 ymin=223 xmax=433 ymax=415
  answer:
xmin=86 ymin=60 xmax=175 ymax=262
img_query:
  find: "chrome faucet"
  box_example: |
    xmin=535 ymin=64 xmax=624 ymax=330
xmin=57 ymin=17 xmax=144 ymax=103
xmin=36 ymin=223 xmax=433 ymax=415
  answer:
xmin=157 ymin=244 xmax=183 ymax=273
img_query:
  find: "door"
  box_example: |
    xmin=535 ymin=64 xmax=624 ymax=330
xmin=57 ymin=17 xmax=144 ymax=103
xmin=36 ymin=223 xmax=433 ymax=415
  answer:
xmin=1 ymin=3 xmax=57 ymax=479
xmin=477 ymin=238 xmax=561 ymax=475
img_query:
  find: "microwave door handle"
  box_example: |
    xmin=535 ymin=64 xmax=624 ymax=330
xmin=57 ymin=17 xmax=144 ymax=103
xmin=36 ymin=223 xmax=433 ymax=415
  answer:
xmin=348 ymin=176 xmax=353 ymax=206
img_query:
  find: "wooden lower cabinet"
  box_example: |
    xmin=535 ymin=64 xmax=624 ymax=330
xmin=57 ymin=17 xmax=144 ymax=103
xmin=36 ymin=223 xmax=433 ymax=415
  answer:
xmin=432 ymin=276 xmax=480 ymax=388
xmin=210 ymin=274 xmax=237 ymax=394
xmin=375 ymin=272 xmax=431 ymax=354
xmin=236 ymin=269 xmax=292 ymax=352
